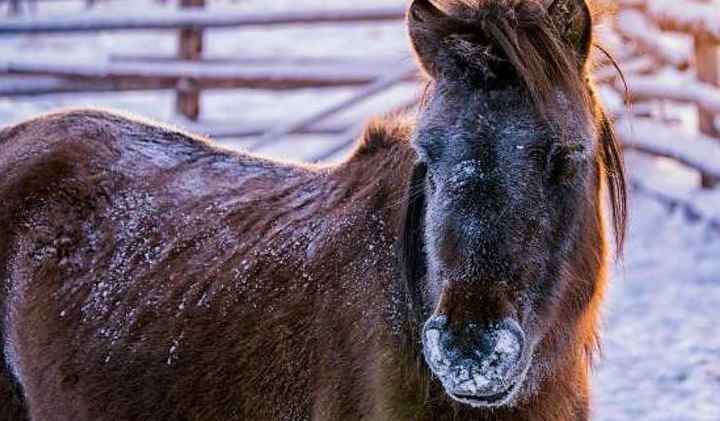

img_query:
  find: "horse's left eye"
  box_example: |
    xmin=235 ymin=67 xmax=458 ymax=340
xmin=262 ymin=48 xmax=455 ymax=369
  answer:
xmin=547 ymin=147 xmax=576 ymax=183
xmin=527 ymin=145 xmax=549 ymax=170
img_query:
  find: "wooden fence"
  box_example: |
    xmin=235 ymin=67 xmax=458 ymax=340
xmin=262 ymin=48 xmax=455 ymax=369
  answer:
xmin=604 ymin=0 xmax=720 ymax=191
xmin=0 ymin=0 xmax=718 ymax=198
xmin=0 ymin=2 xmax=413 ymax=159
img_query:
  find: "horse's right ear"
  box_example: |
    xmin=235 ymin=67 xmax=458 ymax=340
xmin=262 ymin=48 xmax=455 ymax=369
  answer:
xmin=407 ymin=0 xmax=451 ymax=77
xmin=547 ymin=0 xmax=593 ymax=66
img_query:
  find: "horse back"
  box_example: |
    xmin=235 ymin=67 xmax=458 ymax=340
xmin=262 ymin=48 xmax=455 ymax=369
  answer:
xmin=0 ymin=108 xmax=416 ymax=420
xmin=0 ymin=109 xmax=326 ymax=420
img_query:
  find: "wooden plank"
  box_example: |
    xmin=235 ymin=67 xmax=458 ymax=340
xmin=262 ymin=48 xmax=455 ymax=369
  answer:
xmin=0 ymin=60 xmax=397 ymax=90
xmin=106 ymin=56 xmax=400 ymax=77
xmin=594 ymin=55 xmax=655 ymax=85
xmin=0 ymin=75 xmax=177 ymax=96
xmin=614 ymin=9 xmax=691 ymax=70
xmin=0 ymin=6 xmax=405 ymax=35
xmin=311 ymin=97 xmax=419 ymax=162
xmin=616 ymin=118 xmax=720 ymax=188
xmin=622 ymin=75 xmax=720 ymax=115
xmin=181 ymin=119 xmax=352 ymax=139
xmin=248 ymin=64 xmax=418 ymax=151
xmin=647 ymin=0 xmax=720 ymax=42
xmin=176 ymin=0 xmax=205 ymax=121
xmin=694 ymin=36 xmax=720 ymax=145
xmin=109 ymin=53 xmax=401 ymax=68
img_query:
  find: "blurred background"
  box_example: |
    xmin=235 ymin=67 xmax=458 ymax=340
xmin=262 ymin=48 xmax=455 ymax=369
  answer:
xmin=0 ymin=0 xmax=718 ymax=419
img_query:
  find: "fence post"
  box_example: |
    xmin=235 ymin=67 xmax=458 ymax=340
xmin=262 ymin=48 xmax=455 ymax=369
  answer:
xmin=694 ymin=35 xmax=719 ymax=188
xmin=176 ymin=0 xmax=205 ymax=121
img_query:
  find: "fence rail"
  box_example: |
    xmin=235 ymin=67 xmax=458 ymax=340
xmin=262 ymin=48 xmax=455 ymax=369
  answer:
xmin=0 ymin=0 xmax=718 ymax=187
xmin=0 ymin=60 xmax=405 ymax=90
xmin=607 ymin=0 xmax=720 ymax=189
xmin=0 ymin=2 xmax=411 ymax=132
xmin=645 ymin=0 xmax=720 ymax=43
xmin=0 ymin=6 xmax=406 ymax=34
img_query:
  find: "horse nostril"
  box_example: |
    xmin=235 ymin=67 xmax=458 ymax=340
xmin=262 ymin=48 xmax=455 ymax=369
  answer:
xmin=489 ymin=328 xmax=523 ymax=364
xmin=422 ymin=315 xmax=451 ymax=371
xmin=423 ymin=314 xmax=448 ymax=332
xmin=474 ymin=328 xmax=524 ymax=382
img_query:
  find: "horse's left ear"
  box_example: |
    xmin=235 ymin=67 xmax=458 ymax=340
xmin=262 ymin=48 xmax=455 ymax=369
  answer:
xmin=547 ymin=0 xmax=593 ymax=66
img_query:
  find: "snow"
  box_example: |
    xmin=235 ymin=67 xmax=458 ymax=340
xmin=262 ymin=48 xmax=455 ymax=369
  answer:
xmin=0 ymin=1 xmax=719 ymax=419
xmin=0 ymin=6 xmax=405 ymax=34
xmin=628 ymin=152 xmax=720 ymax=229
xmin=616 ymin=118 xmax=720 ymax=180
xmin=0 ymin=58 xmax=396 ymax=83
xmin=615 ymin=9 xmax=691 ymax=69
xmin=595 ymin=160 xmax=720 ymax=420
xmin=647 ymin=0 xmax=720 ymax=41
xmin=627 ymin=73 xmax=720 ymax=116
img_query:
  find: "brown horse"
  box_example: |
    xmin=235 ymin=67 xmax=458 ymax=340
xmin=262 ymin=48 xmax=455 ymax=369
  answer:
xmin=0 ymin=0 xmax=626 ymax=420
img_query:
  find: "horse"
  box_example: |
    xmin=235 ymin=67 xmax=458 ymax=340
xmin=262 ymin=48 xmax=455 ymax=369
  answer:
xmin=0 ymin=0 xmax=626 ymax=419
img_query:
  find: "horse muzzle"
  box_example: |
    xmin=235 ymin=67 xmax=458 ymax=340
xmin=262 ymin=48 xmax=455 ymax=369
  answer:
xmin=422 ymin=315 xmax=531 ymax=408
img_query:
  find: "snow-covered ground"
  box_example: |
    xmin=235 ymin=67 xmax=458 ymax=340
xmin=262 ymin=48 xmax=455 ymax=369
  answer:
xmin=0 ymin=1 xmax=719 ymax=420
xmin=596 ymin=155 xmax=720 ymax=421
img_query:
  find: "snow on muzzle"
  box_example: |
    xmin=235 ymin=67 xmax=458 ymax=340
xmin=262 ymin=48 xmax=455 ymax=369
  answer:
xmin=422 ymin=316 xmax=530 ymax=408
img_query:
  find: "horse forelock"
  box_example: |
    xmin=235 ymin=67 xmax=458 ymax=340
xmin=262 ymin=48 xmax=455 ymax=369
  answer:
xmin=415 ymin=0 xmax=627 ymax=254
xmin=427 ymin=0 xmax=590 ymax=121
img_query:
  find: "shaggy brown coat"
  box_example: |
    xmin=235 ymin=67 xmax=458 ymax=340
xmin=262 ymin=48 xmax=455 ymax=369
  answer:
xmin=1 ymin=1 xmax=624 ymax=420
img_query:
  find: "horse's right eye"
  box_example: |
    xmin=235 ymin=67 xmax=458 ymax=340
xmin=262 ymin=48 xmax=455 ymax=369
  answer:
xmin=547 ymin=147 xmax=578 ymax=184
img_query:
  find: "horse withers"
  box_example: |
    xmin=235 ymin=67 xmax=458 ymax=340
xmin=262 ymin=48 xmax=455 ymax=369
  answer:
xmin=0 ymin=0 xmax=625 ymax=420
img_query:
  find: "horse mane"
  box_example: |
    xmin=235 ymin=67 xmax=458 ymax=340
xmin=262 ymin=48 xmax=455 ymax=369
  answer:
xmin=597 ymin=105 xmax=627 ymax=252
xmin=412 ymin=0 xmax=627 ymax=252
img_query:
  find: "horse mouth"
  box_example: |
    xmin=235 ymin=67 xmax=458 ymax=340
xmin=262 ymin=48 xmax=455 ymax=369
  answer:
xmin=449 ymin=380 xmax=519 ymax=407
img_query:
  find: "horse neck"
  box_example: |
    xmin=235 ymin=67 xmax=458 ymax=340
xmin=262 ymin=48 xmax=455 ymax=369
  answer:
xmin=324 ymin=124 xmax=421 ymax=334
xmin=321 ymin=136 xmax=437 ymax=408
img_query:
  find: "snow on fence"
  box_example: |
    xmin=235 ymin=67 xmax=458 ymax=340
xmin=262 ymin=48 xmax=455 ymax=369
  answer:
xmin=0 ymin=2 xmax=409 ymax=125
xmin=0 ymin=6 xmax=406 ymax=34
xmin=0 ymin=0 xmax=718 ymax=194
xmin=606 ymin=0 xmax=720 ymax=190
xmin=0 ymin=60 xmax=405 ymax=91
xmin=645 ymin=0 xmax=720 ymax=43
xmin=613 ymin=9 xmax=691 ymax=70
